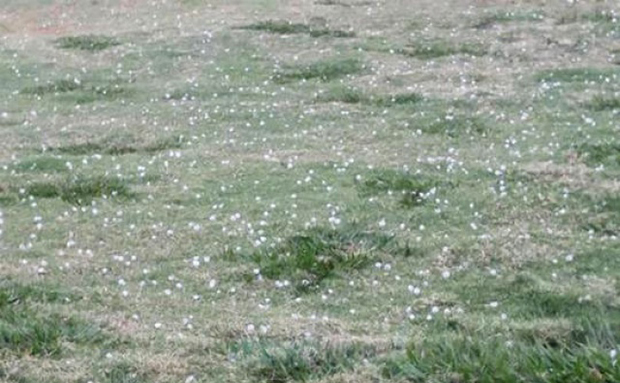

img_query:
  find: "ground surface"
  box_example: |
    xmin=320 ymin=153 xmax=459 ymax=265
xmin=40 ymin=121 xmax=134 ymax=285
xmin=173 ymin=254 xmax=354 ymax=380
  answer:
xmin=0 ymin=0 xmax=619 ymax=382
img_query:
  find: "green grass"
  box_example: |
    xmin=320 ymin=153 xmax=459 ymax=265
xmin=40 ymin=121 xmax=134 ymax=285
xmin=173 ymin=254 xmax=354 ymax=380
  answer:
xmin=577 ymin=142 xmax=620 ymax=166
xmin=535 ymin=68 xmax=620 ymax=83
xmin=232 ymin=340 xmax=376 ymax=382
xmin=47 ymin=135 xmax=183 ymax=156
xmin=240 ymin=20 xmax=355 ymax=38
xmin=586 ymin=96 xmax=620 ymax=111
xmin=23 ymin=176 xmax=136 ymax=205
xmin=248 ymin=225 xmax=398 ymax=292
xmin=473 ymin=10 xmax=546 ymax=29
xmin=0 ymin=282 xmax=104 ymax=357
xmin=12 ymin=156 xmax=69 ymax=173
xmin=55 ymin=35 xmax=121 ymax=51
xmin=273 ymin=58 xmax=363 ymax=83
xmin=395 ymin=41 xmax=487 ymax=59
xmin=1 ymin=1 xmax=620 ymax=382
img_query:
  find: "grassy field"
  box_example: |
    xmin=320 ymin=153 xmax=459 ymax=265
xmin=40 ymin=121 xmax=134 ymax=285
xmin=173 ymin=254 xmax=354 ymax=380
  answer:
xmin=0 ymin=0 xmax=619 ymax=382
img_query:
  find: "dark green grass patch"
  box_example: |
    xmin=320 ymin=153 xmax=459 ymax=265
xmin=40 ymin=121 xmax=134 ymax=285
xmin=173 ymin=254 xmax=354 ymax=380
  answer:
xmin=577 ymin=193 xmax=620 ymax=235
xmin=273 ymin=58 xmax=363 ymax=83
xmin=0 ymin=282 xmax=103 ymax=357
xmin=21 ymin=79 xmax=82 ymax=96
xmin=473 ymin=10 xmax=546 ymax=29
xmin=317 ymin=87 xmax=423 ymax=106
xmin=55 ymin=35 xmax=121 ymax=52
xmin=422 ymin=115 xmax=489 ymax=137
xmin=12 ymin=156 xmax=68 ymax=173
xmin=535 ymin=68 xmax=620 ymax=83
xmin=229 ymin=339 xmax=376 ymax=382
xmin=0 ymin=280 xmax=79 ymax=305
xmin=100 ymin=362 xmax=149 ymax=383
xmin=250 ymin=225 xmax=398 ymax=292
xmin=382 ymin=330 xmax=619 ymax=383
xmin=577 ymin=142 xmax=620 ymax=167
xmin=357 ymin=169 xmax=442 ymax=207
xmin=48 ymin=135 xmax=183 ymax=156
xmin=396 ymin=41 xmax=487 ymax=59
xmin=240 ymin=20 xmax=355 ymax=38
xmin=23 ymin=176 xmax=135 ymax=205
xmin=586 ymin=96 xmax=620 ymax=111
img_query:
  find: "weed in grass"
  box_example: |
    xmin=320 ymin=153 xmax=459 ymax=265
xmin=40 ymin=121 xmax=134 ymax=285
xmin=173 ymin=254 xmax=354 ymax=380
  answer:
xmin=274 ymin=58 xmax=363 ymax=83
xmin=587 ymin=96 xmax=620 ymax=111
xmin=577 ymin=142 xmax=620 ymax=166
xmin=250 ymin=225 xmax=396 ymax=292
xmin=55 ymin=35 xmax=121 ymax=51
xmin=580 ymin=194 xmax=620 ymax=235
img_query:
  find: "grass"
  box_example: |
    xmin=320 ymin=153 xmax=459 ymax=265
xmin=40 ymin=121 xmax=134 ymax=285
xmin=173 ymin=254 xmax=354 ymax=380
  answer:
xmin=273 ymin=57 xmax=363 ymax=83
xmin=586 ymin=96 xmax=620 ymax=111
xmin=55 ymin=35 xmax=121 ymax=51
xmin=395 ymin=41 xmax=487 ymax=59
xmin=535 ymin=68 xmax=620 ymax=83
xmin=0 ymin=281 xmax=104 ymax=357
xmin=249 ymin=225 xmax=398 ymax=292
xmin=22 ymin=176 xmax=136 ymax=205
xmin=47 ymin=135 xmax=184 ymax=156
xmin=1 ymin=0 xmax=619 ymax=382
xmin=473 ymin=10 xmax=546 ymax=29
xmin=240 ymin=20 xmax=355 ymax=38
xmin=577 ymin=142 xmax=620 ymax=166
xmin=230 ymin=340 xmax=376 ymax=382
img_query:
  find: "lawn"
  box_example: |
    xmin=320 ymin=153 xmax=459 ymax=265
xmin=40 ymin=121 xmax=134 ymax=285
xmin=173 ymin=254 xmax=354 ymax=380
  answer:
xmin=0 ymin=0 xmax=619 ymax=382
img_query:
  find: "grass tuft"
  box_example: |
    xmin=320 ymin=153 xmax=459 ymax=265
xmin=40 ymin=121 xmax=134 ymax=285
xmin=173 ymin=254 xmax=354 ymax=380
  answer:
xmin=229 ymin=339 xmax=376 ymax=382
xmin=423 ymin=115 xmax=488 ymax=137
xmin=274 ymin=58 xmax=363 ymax=83
xmin=241 ymin=20 xmax=355 ymax=38
xmin=318 ymin=87 xmax=423 ymax=106
xmin=55 ymin=35 xmax=121 ymax=51
xmin=12 ymin=156 xmax=69 ymax=173
xmin=536 ymin=68 xmax=620 ymax=83
xmin=577 ymin=142 xmax=620 ymax=166
xmin=251 ymin=225 xmax=396 ymax=292
xmin=358 ymin=169 xmax=439 ymax=207
xmin=586 ymin=96 xmax=620 ymax=111
xmin=396 ymin=41 xmax=487 ymax=59
xmin=21 ymin=79 xmax=82 ymax=96
xmin=24 ymin=176 xmax=135 ymax=205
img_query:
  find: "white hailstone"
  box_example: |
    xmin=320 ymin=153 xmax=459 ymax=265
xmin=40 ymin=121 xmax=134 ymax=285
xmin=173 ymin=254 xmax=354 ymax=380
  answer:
xmin=378 ymin=219 xmax=386 ymax=228
xmin=565 ymin=254 xmax=574 ymax=262
xmin=154 ymin=322 xmax=162 ymax=329
xmin=611 ymin=349 xmax=617 ymax=362
xmin=164 ymin=289 xmax=172 ymax=296
xmin=488 ymin=301 xmax=499 ymax=308
xmin=431 ymin=306 xmax=440 ymax=314
xmin=349 ymin=309 xmax=356 ymax=315
xmin=383 ymin=263 xmax=392 ymax=271
xmin=122 ymin=290 xmax=129 ymax=297
xmin=441 ymin=270 xmax=451 ymax=279
xmin=374 ymin=262 xmax=382 ymax=269
xmin=408 ymin=285 xmax=421 ymax=295
xmin=185 ymin=376 xmax=196 ymax=383
xmin=208 ymin=279 xmax=217 ymax=289
xmin=501 ymin=313 xmax=508 ymax=320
